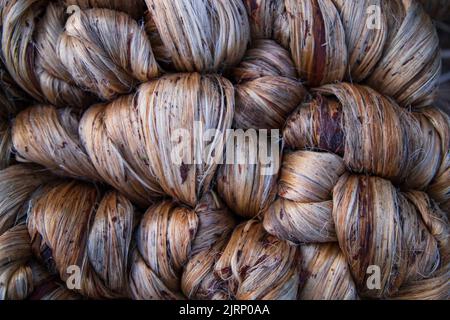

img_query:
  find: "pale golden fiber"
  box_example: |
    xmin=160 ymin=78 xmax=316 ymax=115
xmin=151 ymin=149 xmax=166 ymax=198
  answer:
xmin=146 ymin=0 xmax=250 ymax=73
xmin=284 ymin=0 xmax=348 ymax=87
xmin=0 ymin=224 xmax=79 ymax=300
xmin=298 ymin=244 xmax=357 ymax=300
xmin=59 ymin=8 xmax=160 ymax=101
xmin=365 ymin=0 xmax=442 ymax=108
xmin=242 ymin=0 xmax=286 ymax=40
xmin=215 ymin=220 xmax=300 ymax=300
xmin=35 ymin=2 xmax=94 ymax=108
xmin=263 ymin=151 xmax=344 ymax=244
xmin=132 ymin=193 xmax=235 ymax=299
xmin=1 ymin=0 xmax=159 ymax=107
xmin=284 ymin=83 xmax=449 ymax=191
xmin=232 ymin=40 xmax=306 ymax=130
xmin=0 ymin=165 xmax=54 ymax=235
xmin=139 ymin=73 xmax=235 ymax=207
xmin=65 ymin=0 xmax=146 ymax=19
xmin=243 ymin=0 xmax=441 ymax=108
xmin=1 ymin=0 xmax=46 ymax=102
xmin=332 ymin=0 xmax=387 ymax=82
xmin=217 ymin=133 xmax=280 ymax=218
xmin=419 ymin=0 xmax=450 ymax=21
xmin=1 ymin=1 xmax=91 ymax=108
xmin=0 ymin=165 xmax=80 ymax=300
xmin=12 ymin=105 xmax=102 ymax=182
xmin=232 ymin=39 xmax=297 ymax=82
xmin=79 ymin=97 xmax=164 ymax=206
xmin=23 ymin=173 xmax=235 ymax=299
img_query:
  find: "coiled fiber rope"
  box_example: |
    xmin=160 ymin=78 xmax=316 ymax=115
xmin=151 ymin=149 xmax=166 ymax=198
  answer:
xmin=0 ymin=0 xmax=449 ymax=300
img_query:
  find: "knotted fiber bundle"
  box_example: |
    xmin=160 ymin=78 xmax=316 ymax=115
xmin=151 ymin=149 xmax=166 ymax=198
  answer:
xmin=1 ymin=0 xmax=161 ymax=106
xmin=12 ymin=73 xmax=234 ymax=206
xmin=216 ymin=84 xmax=450 ymax=299
xmin=0 ymin=165 xmax=328 ymax=300
xmin=0 ymin=72 xmax=27 ymax=170
xmin=0 ymin=0 xmax=449 ymax=300
xmin=0 ymin=8 xmax=28 ymax=170
xmin=0 ymin=224 xmax=80 ymax=300
xmin=264 ymin=84 xmax=448 ymax=298
xmin=246 ymin=0 xmax=441 ymax=107
xmin=0 ymin=93 xmax=12 ymax=169
xmin=0 ymin=164 xmax=237 ymax=299
xmin=1 ymin=163 xmax=448 ymax=300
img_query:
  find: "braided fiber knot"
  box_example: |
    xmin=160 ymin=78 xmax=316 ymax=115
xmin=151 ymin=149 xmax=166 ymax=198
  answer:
xmin=261 ymin=83 xmax=449 ymax=298
xmin=232 ymin=39 xmax=306 ymax=130
xmin=12 ymin=73 xmax=234 ymax=207
xmin=0 ymin=93 xmax=13 ymax=169
xmin=0 ymin=165 xmax=79 ymax=300
xmin=0 ymin=0 xmax=449 ymax=301
xmin=246 ymin=0 xmax=441 ymax=108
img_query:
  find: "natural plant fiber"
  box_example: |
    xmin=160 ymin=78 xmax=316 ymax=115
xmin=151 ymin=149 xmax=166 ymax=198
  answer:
xmin=146 ymin=0 xmax=250 ymax=73
xmin=0 ymin=106 xmax=12 ymax=169
xmin=0 ymin=0 xmax=449 ymax=301
xmin=233 ymin=39 xmax=307 ymax=129
xmin=419 ymin=0 xmax=450 ymax=21
xmin=284 ymin=83 xmax=449 ymax=190
xmin=12 ymin=73 xmax=234 ymax=206
xmin=0 ymin=224 xmax=80 ymax=300
xmin=65 ymin=0 xmax=146 ymax=19
xmin=0 ymin=71 xmax=22 ymax=169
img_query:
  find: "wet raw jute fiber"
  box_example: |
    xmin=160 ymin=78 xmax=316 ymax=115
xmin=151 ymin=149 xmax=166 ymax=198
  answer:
xmin=0 ymin=0 xmax=449 ymax=300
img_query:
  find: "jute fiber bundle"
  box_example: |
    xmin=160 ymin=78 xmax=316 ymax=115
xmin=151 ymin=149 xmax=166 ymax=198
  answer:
xmin=0 ymin=165 xmax=79 ymax=299
xmin=12 ymin=73 xmax=234 ymax=206
xmin=0 ymin=0 xmax=449 ymax=300
xmin=247 ymin=0 xmax=442 ymax=107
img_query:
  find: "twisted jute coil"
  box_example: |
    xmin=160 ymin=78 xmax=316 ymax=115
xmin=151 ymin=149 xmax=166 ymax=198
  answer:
xmin=0 ymin=0 xmax=449 ymax=300
xmin=0 ymin=92 xmax=13 ymax=169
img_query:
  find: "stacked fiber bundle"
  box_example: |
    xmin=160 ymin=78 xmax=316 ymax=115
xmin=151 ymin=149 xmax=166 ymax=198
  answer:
xmin=0 ymin=0 xmax=449 ymax=300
